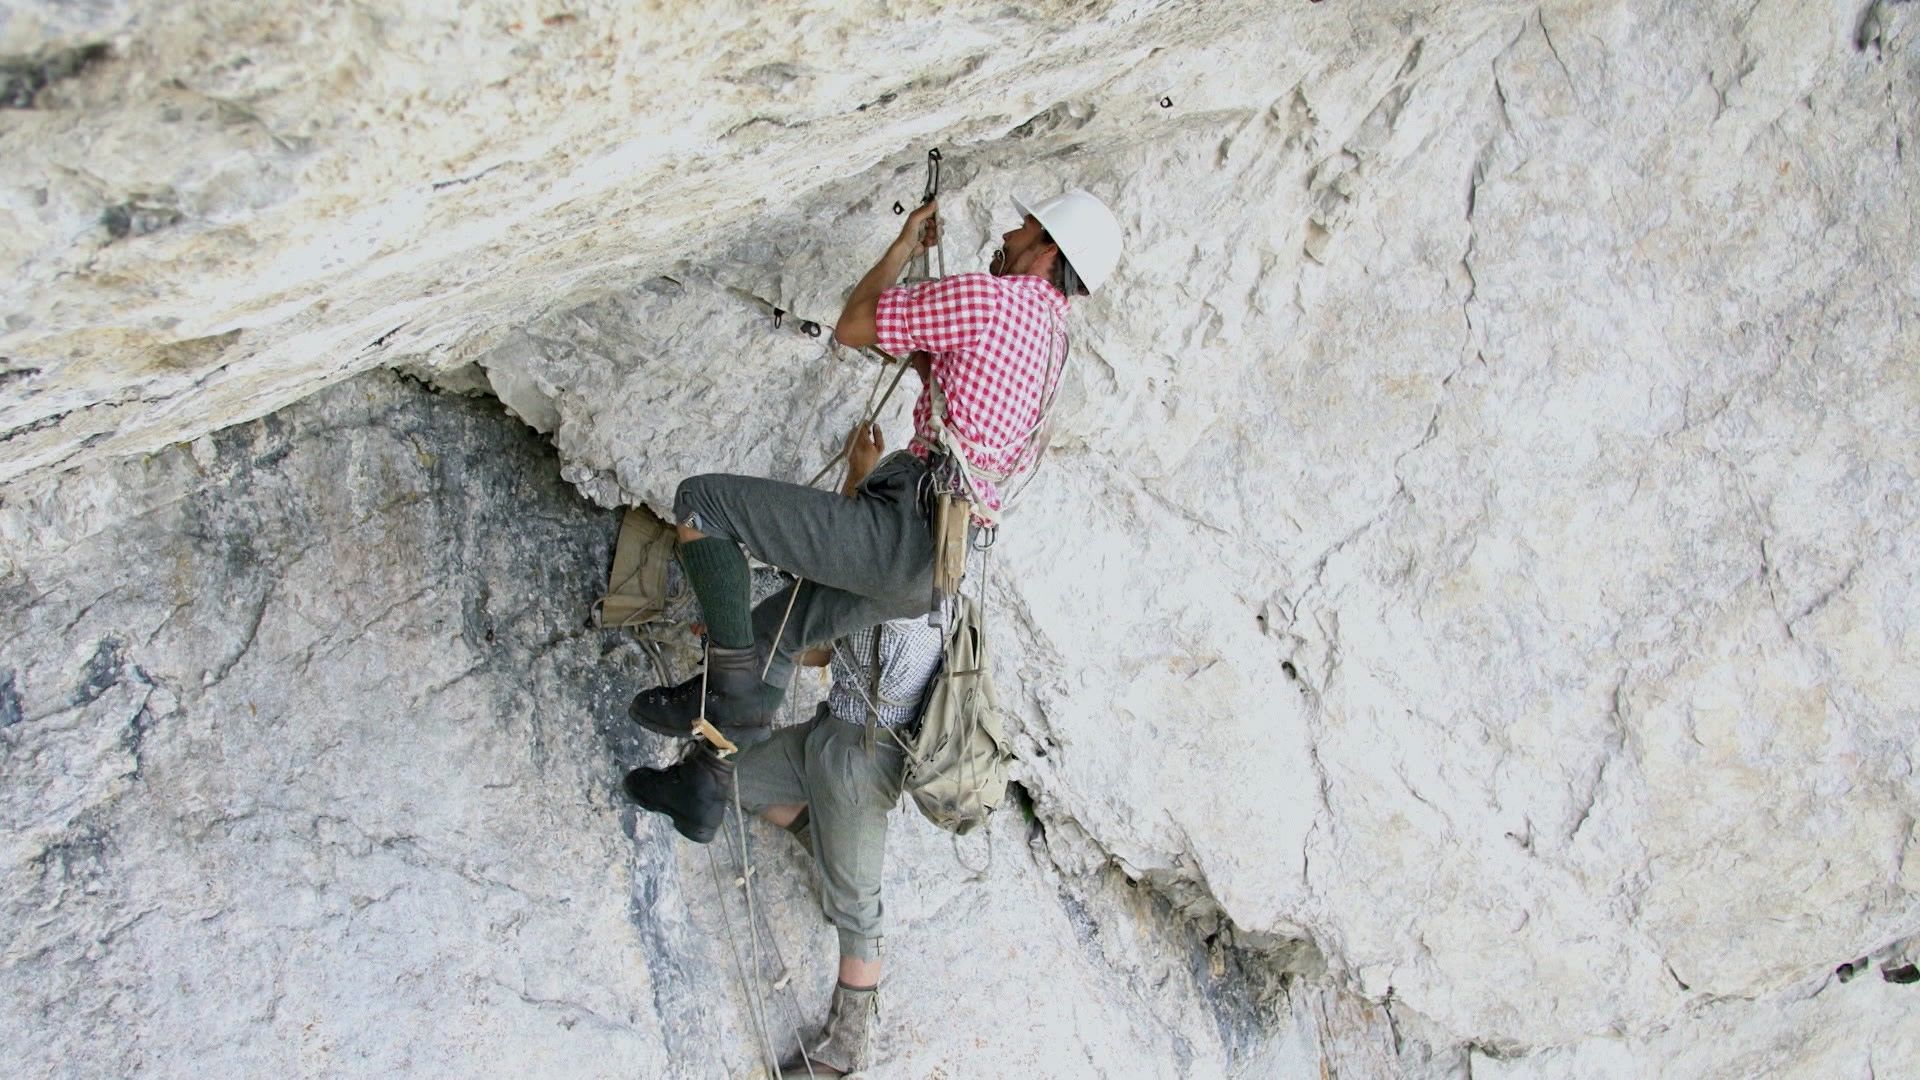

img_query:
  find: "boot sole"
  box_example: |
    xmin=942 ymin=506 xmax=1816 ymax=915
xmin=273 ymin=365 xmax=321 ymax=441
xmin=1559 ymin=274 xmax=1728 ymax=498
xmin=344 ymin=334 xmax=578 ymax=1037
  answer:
xmin=629 ymin=710 xmax=697 ymax=740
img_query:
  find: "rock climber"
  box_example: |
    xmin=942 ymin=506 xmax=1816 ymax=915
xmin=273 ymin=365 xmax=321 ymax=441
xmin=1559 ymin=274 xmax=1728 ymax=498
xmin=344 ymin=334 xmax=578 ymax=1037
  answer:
xmin=626 ymin=421 xmax=941 ymax=1078
xmin=626 ymin=187 xmax=1124 ymax=826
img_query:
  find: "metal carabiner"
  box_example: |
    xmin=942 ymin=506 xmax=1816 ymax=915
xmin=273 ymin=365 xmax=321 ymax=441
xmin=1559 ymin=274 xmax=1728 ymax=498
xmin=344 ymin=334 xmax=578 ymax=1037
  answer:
xmin=922 ymin=147 xmax=942 ymax=204
xmin=915 ymin=148 xmax=945 ymax=280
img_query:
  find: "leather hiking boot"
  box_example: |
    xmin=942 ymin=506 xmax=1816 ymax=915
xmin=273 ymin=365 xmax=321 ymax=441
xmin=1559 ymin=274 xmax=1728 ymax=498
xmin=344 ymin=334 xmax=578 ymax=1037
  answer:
xmin=628 ymin=643 xmax=779 ymax=746
xmin=627 ymin=671 xmax=704 ymax=739
xmin=622 ymin=750 xmax=733 ymax=844
xmin=777 ymin=982 xmax=878 ymax=1078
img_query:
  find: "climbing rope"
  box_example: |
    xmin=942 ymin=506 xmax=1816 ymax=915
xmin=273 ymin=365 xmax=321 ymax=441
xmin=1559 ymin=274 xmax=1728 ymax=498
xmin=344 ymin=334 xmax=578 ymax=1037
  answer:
xmin=759 ymin=344 xmax=913 ymax=685
xmin=693 ymin=143 xmax=1051 ymax=1068
xmin=801 ymin=347 xmax=915 ymax=490
xmin=912 ymin=148 xmax=944 ymax=282
xmin=692 ymin=154 xmax=944 ymax=1076
xmin=703 ymin=839 xmax=782 ymax=1075
xmin=736 ymin=766 xmax=795 ymax=1076
xmin=699 ymin=758 xmax=822 ymax=1079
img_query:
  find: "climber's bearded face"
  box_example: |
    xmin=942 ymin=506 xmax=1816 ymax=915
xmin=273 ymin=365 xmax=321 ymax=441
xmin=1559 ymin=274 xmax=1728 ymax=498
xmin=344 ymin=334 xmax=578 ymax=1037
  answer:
xmin=991 ymin=215 xmax=1058 ymax=279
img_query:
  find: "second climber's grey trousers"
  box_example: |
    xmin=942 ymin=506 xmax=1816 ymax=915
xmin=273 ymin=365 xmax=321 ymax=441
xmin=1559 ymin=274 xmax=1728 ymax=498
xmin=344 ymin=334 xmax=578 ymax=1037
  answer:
xmin=672 ymin=452 xmax=937 ymax=689
xmin=734 ymin=704 xmax=907 ymax=962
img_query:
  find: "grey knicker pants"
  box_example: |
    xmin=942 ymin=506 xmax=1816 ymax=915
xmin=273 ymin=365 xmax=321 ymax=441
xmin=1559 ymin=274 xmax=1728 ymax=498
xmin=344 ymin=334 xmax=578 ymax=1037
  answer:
xmin=673 ymin=452 xmax=938 ymax=689
xmin=735 ymin=704 xmax=907 ymax=961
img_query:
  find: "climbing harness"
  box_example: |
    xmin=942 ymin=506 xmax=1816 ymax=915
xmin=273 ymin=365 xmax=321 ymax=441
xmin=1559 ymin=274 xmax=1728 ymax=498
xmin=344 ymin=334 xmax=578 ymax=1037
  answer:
xmin=911 ymin=305 xmax=1070 ymax=525
xmin=913 ymin=301 xmax=1071 ymax=616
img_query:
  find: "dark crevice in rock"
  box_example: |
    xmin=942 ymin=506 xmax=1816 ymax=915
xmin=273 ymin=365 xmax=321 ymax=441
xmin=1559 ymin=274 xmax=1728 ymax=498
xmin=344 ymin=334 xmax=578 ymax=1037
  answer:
xmin=0 ymin=365 xmax=42 ymax=391
xmin=102 ymin=198 xmax=184 ymax=241
xmin=432 ymin=166 xmax=500 ymax=191
xmin=1010 ymin=100 xmax=1098 ymax=141
xmin=1854 ymin=1 xmax=1903 ymax=60
xmin=0 ymin=669 xmax=22 ymax=727
xmin=122 ymin=690 xmax=159 ymax=783
xmin=2 ymin=410 xmax=71 ymax=444
xmin=205 ymin=584 xmax=273 ymax=688
xmin=366 ymin=323 xmax=409 ymax=352
xmin=624 ymin=845 xmax=707 ymax=1061
xmin=71 ymin=636 xmax=127 ymax=707
xmin=28 ymin=820 xmax=113 ymax=884
xmin=1007 ymin=782 xmax=1304 ymax=1059
xmin=719 ymin=114 xmax=795 ymax=140
xmin=0 ymin=43 xmax=110 ymax=109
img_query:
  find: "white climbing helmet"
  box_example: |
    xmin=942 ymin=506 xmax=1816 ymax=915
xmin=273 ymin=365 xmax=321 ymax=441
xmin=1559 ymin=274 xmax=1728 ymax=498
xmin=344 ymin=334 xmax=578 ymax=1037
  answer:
xmin=1010 ymin=189 xmax=1123 ymax=294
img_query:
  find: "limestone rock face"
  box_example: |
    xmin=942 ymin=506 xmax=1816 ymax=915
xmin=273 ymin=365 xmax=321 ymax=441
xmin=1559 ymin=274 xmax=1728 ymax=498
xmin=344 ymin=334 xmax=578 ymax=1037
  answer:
xmin=0 ymin=373 xmax=1302 ymax=1077
xmin=4 ymin=0 xmax=1920 ymax=1076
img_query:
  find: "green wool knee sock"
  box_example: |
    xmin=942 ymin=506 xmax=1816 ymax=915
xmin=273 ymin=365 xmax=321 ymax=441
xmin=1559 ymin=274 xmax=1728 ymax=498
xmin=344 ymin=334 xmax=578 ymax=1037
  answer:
xmin=678 ymin=537 xmax=753 ymax=650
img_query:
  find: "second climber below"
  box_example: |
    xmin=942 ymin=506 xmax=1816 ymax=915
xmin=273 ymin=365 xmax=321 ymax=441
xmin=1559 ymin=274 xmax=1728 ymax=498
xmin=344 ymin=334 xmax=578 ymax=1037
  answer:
xmin=627 ymin=187 xmax=1124 ymax=821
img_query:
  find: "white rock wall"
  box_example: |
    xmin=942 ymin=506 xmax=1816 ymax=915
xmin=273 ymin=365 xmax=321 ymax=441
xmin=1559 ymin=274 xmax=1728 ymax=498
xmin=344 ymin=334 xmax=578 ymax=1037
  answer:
xmin=0 ymin=373 xmax=1311 ymax=1078
xmin=5 ymin=0 xmax=1919 ymax=1075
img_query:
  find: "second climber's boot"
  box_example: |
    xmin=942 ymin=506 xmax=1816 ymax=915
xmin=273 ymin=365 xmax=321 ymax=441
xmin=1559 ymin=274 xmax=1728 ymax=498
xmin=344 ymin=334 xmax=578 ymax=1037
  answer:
xmin=628 ymin=643 xmax=779 ymax=747
xmin=622 ymin=749 xmax=733 ymax=844
xmin=777 ymin=982 xmax=879 ymax=1078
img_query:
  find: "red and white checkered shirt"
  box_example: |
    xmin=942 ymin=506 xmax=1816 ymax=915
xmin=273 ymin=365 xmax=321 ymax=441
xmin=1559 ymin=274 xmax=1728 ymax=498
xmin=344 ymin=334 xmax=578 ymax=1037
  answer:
xmin=873 ymin=272 xmax=1069 ymax=515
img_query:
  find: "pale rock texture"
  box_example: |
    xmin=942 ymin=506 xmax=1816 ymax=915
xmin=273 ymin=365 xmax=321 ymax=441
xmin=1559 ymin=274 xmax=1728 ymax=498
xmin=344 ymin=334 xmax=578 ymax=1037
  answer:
xmin=4 ymin=0 xmax=1920 ymax=1076
xmin=0 ymin=373 xmax=1298 ymax=1077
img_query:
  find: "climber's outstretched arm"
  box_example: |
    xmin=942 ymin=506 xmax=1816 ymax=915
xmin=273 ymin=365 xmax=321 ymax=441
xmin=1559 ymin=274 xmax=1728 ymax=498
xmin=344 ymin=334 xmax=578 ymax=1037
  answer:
xmin=835 ymin=199 xmax=939 ymax=347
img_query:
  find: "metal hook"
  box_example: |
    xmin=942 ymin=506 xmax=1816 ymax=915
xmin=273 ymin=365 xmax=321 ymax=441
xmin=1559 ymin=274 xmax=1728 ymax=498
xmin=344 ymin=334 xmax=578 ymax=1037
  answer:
xmin=801 ymin=321 xmax=822 ymax=338
xmin=892 ymin=201 xmax=905 ymax=215
xmin=922 ymin=148 xmax=941 ymax=204
xmin=1160 ymin=96 xmax=1173 ymax=108
xmin=772 ymin=307 xmax=784 ymax=329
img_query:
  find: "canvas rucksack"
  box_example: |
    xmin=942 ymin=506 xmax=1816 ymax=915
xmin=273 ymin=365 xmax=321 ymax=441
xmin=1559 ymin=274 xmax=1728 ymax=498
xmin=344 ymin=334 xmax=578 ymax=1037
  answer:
xmin=888 ymin=594 xmax=1011 ymax=835
xmin=596 ymin=506 xmax=678 ymax=630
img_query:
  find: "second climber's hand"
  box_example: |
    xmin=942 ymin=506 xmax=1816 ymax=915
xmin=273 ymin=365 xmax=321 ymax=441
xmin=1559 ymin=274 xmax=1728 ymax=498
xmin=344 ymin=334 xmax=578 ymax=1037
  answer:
xmin=900 ymin=198 xmax=940 ymax=253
